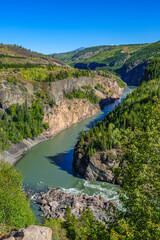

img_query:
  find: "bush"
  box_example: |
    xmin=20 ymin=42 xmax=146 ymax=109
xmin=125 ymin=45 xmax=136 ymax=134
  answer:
xmin=43 ymin=218 xmax=67 ymax=240
xmin=0 ymin=160 xmax=35 ymax=231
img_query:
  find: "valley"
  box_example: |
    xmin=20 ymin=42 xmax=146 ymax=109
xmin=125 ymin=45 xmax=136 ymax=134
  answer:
xmin=0 ymin=42 xmax=159 ymax=240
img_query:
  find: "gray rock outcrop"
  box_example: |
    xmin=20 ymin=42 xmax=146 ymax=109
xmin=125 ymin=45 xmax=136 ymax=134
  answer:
xmin=49 ymin=76 xmax=95 ymax=103
xmin=73 ymin=148 xmax=122 ymax=183
xmin=120 ymin=62 xmax=148 ymax=86
xmin=0 ymin=81 xmax=26 ymax=109
xmin=3 ymin=225 xmax=52 ymax=240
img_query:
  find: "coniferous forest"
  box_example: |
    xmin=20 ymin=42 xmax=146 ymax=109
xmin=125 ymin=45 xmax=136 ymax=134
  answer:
xmin=0 ymin=40 xmax=159 ymax=239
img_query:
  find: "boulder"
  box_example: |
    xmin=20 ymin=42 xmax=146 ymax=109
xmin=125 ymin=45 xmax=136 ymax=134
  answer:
xmin=3 ymin=225 xmax=52 ymax=240
xmin=36 ymin=188 xmax=117 ymax=222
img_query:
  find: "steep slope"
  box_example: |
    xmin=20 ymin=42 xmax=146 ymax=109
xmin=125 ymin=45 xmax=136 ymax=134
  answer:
xmin=52 ymin=44 xmax=146 ymax=70
xmin=53 ymin=41 xmax=160 ymax=85
xmin=73 ymin=58 xmax=160 ymax=183
xmin=0 ymin=43 xmax=66 ymax=66
xmin=73 ymin=59 xmax=160 ymax=239
xmin=0 ymin=53 xmax=125 ymax=163
xmin=117 ymin=41 xmax=160 ymax=85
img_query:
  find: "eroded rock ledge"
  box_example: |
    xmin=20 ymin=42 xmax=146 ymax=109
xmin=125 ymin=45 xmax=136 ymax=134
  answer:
xmin=73 ymin=148 xmax=122 ymax=183
xmin=35 ymin=187 xmax=117 ymax=222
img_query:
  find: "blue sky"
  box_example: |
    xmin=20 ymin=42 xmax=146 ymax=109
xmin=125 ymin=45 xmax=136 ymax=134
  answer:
xmin=0 ymin=0 xmax=160 ymax=53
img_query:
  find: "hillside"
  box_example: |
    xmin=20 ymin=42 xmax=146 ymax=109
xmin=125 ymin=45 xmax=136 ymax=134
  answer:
xmin=53 ymin=41 xmax=160 ymax=85
xmin=0 ymin=44 xmax=126 ymax=238
xmin=73 ymin=58 xmax=160 ymax=238
xmin=0 ymin=43 xmax=66 ymax=67
xmin=74 ymin=58 xmax=160 ymax=181
xmin=0 ymin=48 xmax=125 ymax=160
xmin=52 ymin=44 xmax=146 ymax=69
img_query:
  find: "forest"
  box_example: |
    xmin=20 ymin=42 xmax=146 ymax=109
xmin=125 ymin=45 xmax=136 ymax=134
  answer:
xmin=0 ymin=101 xmax=46 ymax=152
xmin=78 ymin=59 xmax=160 ymax=156
xmin=73 ymin=58 xmax=160 ymax=239
xmin=0 ymin=59 xmax=159 ymax=239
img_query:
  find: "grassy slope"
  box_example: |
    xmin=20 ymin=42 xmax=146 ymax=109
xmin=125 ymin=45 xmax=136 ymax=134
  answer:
xmin=0 ymin=43 xmax=66 ymax=66
xmin=52 ymin=44 xmax=147 ymax=69
xmin=53 ymin=41 xmax=160 ymax=75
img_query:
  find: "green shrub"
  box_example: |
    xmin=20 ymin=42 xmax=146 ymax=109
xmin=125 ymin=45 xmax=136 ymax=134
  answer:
xmin=0 ymin=160 xmax=35 ymax=231
xmin=64 ymin=88 xmax=99 ymax=104
xmin=7 ymin=77 xmax=12 ymax=83
xmin=44 ymin=218 xmax=67 ymax=240
xmin=43 ymin=122 xmax=49 ymax=130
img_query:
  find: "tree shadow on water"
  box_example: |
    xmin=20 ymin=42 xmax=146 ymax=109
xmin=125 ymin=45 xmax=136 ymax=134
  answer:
xmin=45 ymin=149 xmax=78 ymax=177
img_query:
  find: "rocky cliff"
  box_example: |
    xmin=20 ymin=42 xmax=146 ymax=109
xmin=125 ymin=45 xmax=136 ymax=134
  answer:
xmin=0 ymin=80 xmax=26 ymax=109
xmin=49 ymin=76 xmax=95 ymax=102
xmin=43 ymin=99 xmax=99 ymax=137
xmin=73 ymin=147 xmax=122 ymax=183
xmin=119 ymin=61 xmax=148 ymax=85
xmin=0 ymin=72 xmax=125 ymax=165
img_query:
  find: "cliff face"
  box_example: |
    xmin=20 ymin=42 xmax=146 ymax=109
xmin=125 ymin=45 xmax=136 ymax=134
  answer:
xmin=73 ymin=147 xmax=122 ymax=183
xmin=43 ymin=99 xmax=99 ymax=137
xmin=49 ymin=75 xmax=124 ymax=103
xmin=119 ymin=62 xmax=148 ymax=86
xmin=0 ymin=73 xmax=125 ymax=165
xmin=0 ymin=81 xmax=26 ymax=109
xmin=49 ymin=76 xmax=95 ymax=102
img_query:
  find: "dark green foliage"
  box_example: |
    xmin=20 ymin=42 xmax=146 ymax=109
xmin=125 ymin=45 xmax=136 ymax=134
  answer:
xmin=7 ymin=77 xmax=13 ymax=83
xmin=95 ymin=83 xmax=101 ymax=90
xmin=79 ymin=60 xmax=160 ymax=156
xmin=75 ymin=59 xmax=160 ymax=239
xmin=0 ymin=54 xmax=26 ymax=59
xmin=64 ymin=207 xmax=109 ymax=240
xmin=0 ymin=62 xmax=43 ymax=69
xmin=122 ymin=41 xmax=160 ymax=69
xmin=43 ymin=218 xmax=67 ymax=240
xmin=20 ymin=66 xmax=94 ymax=83
xmin=81 ymin=85 xmax=93 ymax=90
xmin=48 ymin=72 xmax=56 ymax=82
xmin=43 ymin=122 xmax=49 ymax=130
xmin=53 ymin=44 xmax=146 ymax=70
xmin=0 ymin=160 xmax=35 ymax=231
xmin=64 ymin=88 xmax=99 ymax=104
xmin=44 ymin=207 xmax=108 ymax=240
xmin=54 ymin=69 xmax=94 ymax=81
xmin=143 ymin=58 xmax=160 ymax=81
xmin=0 ymin=101 xmax=45 ymax=151
xmin=54 ymin=41 xmax=160 ymax=78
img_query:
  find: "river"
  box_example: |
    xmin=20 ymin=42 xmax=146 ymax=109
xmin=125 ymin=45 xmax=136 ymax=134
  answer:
xmin=15 ymin=86 xmax=136 ymax=220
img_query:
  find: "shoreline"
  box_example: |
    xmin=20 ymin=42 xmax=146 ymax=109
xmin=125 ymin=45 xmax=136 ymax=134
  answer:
xmin=0 ymin=106 xmax=102 ymax=166
xmin=0 ymin=96 xmax=123 ymax=166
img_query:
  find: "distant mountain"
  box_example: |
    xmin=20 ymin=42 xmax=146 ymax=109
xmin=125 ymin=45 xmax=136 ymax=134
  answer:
xmin=74 ymin=47 xmax=85 ymax=51
xmin=52 ymin=44 xmax=147 ymax=70
xmin=52 ymin=41 xmax=160 ymax=85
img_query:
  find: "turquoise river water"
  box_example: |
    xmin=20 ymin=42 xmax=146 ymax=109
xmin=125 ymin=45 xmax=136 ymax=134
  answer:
xmin=15 ymin=86 xmax=136 ymax=220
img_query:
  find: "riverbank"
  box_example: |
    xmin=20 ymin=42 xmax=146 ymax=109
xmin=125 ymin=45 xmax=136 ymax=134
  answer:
xmin=15 ymin=87 xmax=135 ymax=221
xmin=0 ymin=96 xmax=122 ymax=166
xmin=35 ymin=187 xmax=117 ymax=222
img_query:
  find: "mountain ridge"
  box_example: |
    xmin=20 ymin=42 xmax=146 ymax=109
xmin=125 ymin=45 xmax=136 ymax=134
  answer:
xmin=52 ymin=41 xmax=160 ymax=85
